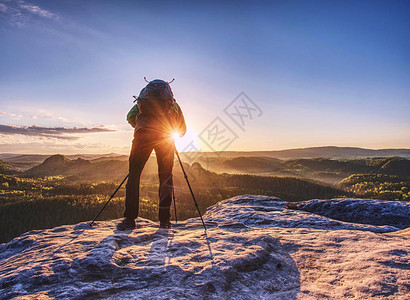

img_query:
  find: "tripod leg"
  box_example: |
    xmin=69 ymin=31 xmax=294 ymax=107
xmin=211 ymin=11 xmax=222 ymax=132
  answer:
xmin=175 ymin=149 xmax=207 ymax=231
xmin=172 ymin=183 xmax=177 ymax=224
xmin=90 ymin=174 xmax=129 ymax=226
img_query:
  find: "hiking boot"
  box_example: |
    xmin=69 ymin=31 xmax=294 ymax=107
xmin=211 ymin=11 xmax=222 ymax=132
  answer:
xmin=159 ymin=221 xmax=172 ymax=229
xmin=116 ymin=218 xmax=136 ymax=231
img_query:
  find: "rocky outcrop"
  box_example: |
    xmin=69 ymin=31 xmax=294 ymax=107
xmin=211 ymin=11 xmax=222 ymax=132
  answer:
xmin=0 ymin=196 xmax=409 ymax=299
xmin=289 ymin=198 xmax=410 ymax=229
xmin=26 ymin=154 xmax=70 ymax=176
xmin=26 ymin=155 xmax=92 ymax=176
xmin=0 ymin=160 xmax=13 ymax=174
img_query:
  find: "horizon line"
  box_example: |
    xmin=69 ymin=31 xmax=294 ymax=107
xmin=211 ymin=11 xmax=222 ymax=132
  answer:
xmin=1 ymin=145 xmax=410 ymax=157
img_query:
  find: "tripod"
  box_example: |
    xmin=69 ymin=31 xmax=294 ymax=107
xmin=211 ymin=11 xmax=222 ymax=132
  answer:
xmin=90 ymin=149 xmax=206 ymax=232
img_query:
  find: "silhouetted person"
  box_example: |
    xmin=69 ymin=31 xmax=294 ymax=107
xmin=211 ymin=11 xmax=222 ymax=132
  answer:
xmin=117 ymin=79 xmax=186 ymax=230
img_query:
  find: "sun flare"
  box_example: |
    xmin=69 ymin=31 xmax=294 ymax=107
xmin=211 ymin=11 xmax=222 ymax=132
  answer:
xmin=172 ymin=132 xmax=180 ymax=141
xmin=172 ymin=127 xmax=199 ymax=152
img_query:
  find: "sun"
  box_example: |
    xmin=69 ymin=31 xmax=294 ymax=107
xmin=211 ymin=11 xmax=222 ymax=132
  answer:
xmin=172 ymin=127 xmax=199 ymax=152
xmin=172 ymin=132 xmax=180 ymax=141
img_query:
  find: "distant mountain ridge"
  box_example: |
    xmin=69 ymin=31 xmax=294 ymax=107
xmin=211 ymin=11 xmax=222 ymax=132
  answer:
xmin=26 ymin=155 xmax=92 ymax=176
xmin=24 ymin=154 xmax=152 ymax=180
xmin=0 ymin=160 xmax=13 ymax=174
xmin=0 ymin=153 xmax=127 ymax=164
xmin=6 ymin=149 xmax=410 ymax=184
xmin=215 ymin=156 xmax=410 ymax=183
xmin=208 ymin=146 xmax=410 ymax=159
xmin=1 ymin=146 xmax=409 ymax=163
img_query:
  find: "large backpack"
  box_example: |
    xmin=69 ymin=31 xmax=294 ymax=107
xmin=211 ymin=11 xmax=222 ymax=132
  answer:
xmin=137 ymin=79 xmax=174 ymax=115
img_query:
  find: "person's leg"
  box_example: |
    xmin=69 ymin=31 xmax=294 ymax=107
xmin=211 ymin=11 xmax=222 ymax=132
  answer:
xmin=124 ymin=131 xmax=154 ymax=219
xmin=154 ymin=138 xmax=175 ymax=225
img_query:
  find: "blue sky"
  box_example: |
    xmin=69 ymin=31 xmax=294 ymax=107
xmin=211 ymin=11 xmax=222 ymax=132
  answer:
xmin=0 ymin=0 xmax=409 ymax=154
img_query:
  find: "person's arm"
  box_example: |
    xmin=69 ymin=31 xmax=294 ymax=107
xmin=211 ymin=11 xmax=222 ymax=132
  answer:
xmin=126 ymin=104 xmax=140 ymax=128
xmin=171 ymin=102 xmax=187 ymax=137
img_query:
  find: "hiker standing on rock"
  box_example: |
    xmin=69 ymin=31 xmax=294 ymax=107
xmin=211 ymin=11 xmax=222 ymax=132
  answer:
xmin=117 ymin=79 xmax=186 ymax=230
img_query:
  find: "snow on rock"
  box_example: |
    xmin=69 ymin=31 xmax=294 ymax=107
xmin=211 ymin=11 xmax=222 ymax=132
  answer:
xmin=0 ymin=196 xmax=409 ymax=299
xmin=205 ymin=195 xmax=403 ymax=232
xmin=290 ymin=198 xmax=410 ymax=229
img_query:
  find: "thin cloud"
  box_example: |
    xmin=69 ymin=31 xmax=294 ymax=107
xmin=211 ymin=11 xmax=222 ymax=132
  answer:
xmin=0 ymin=0 xmax=107 ymax=40
xmin=1 ymin=110 xmax=90 ymax=125
xmin=0 ymin=111 xmax=23 ymax=120
xmin=0 ymin=3 xmax=7 ymax=13
xmin=0 ymin=124 xmax=115 ymax=140
xmin=0 ymin=142 xmax=130 ymax=155
xmin=0 ymin=0 xmax=58 ymax=27
xmin=19 ymin=2 xmax=57 ymax=20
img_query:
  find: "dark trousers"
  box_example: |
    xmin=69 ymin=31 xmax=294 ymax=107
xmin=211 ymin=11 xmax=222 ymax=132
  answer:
xmin=124 ymin=129 xmax=174 ymax=223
